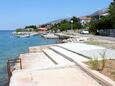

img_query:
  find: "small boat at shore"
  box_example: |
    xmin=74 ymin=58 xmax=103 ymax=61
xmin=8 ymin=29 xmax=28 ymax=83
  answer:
xmin=12 ymin=32 xmax=39 ymax=38
xmin=16 ymin=34 xmax=30 ymax=38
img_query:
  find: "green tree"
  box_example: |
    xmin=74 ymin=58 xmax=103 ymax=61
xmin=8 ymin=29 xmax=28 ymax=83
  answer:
xmin=89 ymin=16 xmax=112 ymax=34
xmin=59 ymin=20 xmax=71 ymax=31
xmin=109 ymin=0 xmax=115 ymax=28
xmin=50 ymin=24 xmax=59 ymax=32
xmin=89 ymin=20 xmax=98 ymax=34
xmin=89 ymin=0 xmax=115 ymax=34
xmin=25 ymin=25 xmax=38 ymax=31
xmin=71 ymin=16 xmax=82 ymax=29
xmin=25 ymin=25 xmax=37 ymax=29
xmin=16 ymin=28 xmax=24 ymax=32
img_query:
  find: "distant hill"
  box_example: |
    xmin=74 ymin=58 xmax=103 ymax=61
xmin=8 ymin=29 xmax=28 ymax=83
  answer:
xmin=44 ymin=17 xmax=72 ymax=25
xmin=43 ymin=8 xmax=108 ymax=25
xmin=90 ymin=8 xmax=108 ymax=16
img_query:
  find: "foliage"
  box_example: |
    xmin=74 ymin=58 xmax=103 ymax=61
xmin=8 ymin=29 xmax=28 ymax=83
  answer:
xmin=89 ymin=0 xmax=115 ymax=34
xmin=16 ymin=25 xmax=38 ymax=32
xmin=59 ymin=20 xmax=71 ymax=31
xmin=89 ymin=16 xmax=113 ymax=34
xmin=51 ymin=24 xmax=60 ymax=32
xmin=16 ymin=28 xmax=25 ymax=32
xmin=25 ymin=25 xmax=37 ymax=29
xmin=25 ymin=25 xmax=38 ymax=32
xmin=89 ymin=20 xmax=98 ymax=34
xmin=50 ymin=16 xmax=82 ymax=31
xmin=89 ymin=58 xmax=99 ymax=70
xmin=87 ymin=51 xmax=106 ymax=71
xmin=86 ymin=40 xmax=100 ymax=45
xmin=99 ymin=50 xmax=106 ymax=71
xmin=71 ymin=16 xmax=82 ymax=29
xmin=109 ymin=0 xmax=115 ymax=28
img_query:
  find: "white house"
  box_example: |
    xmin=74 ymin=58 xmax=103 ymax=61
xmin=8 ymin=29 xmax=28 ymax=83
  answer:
xmin=79 ymin=16 xmax=92 ymax=26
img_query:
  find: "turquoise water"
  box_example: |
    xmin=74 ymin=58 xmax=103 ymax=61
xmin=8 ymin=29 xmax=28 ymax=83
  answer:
xmin=0 ymin=30 xmax=57 ymax=86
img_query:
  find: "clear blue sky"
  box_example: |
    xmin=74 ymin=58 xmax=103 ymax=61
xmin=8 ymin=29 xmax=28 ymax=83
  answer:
xmin=0 ymin=0 xmax=112 ymax=30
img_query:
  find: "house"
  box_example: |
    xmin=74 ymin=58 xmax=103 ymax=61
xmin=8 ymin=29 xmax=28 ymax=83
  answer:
xmin=79 ymin=16 xmax=92 ymax=26
xmin=38 ymin=28 xmax=47 ymax=32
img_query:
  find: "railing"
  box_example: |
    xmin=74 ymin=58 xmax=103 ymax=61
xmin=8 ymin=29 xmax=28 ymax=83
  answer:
xmin=7 ymin=58 xmax=22 ymax=81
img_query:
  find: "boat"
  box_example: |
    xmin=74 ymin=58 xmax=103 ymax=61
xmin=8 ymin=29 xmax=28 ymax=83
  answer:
xmin=16 ymin=34 xmax=30 ymax=38
xmin=12 ymin=32 xmax=39 ymax=38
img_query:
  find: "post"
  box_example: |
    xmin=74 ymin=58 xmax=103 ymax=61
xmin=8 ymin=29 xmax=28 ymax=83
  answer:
xmin=7 ymin=61 xmax=10 ymax=82
xmin=71 ymin=20 xmax=73 ymax=30
xmin=19 ymin=58 xmax=22 ymax=69
xmin=7 ymin=60 xmax=12 ymax=82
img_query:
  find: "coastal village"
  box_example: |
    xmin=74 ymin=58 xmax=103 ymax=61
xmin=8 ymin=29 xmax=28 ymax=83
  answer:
xmin=7 ymin=1 xmax=115 ymax=86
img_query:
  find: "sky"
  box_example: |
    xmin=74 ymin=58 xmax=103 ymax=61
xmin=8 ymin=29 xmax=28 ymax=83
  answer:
xmin=0 ymin=0 xmax=112 ymax=30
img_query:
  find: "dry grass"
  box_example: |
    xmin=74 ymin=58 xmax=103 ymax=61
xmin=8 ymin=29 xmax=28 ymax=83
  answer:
xmin=86 ymin=59 xmax=115 ymax=81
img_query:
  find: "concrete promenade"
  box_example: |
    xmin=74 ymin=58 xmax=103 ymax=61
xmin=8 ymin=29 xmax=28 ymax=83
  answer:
xmin=9 ymin=43 xmax=115 ymax=86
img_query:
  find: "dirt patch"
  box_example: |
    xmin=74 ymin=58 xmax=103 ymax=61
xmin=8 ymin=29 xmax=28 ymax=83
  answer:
xmin=100 ymin=59 xmax=115 ymax=80
xmin=85 ymin=59 xmax=115 ymax=81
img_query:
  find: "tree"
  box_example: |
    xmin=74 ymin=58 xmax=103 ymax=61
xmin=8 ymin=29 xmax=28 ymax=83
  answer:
xmin=25 ymin=25 xmax=37 ymax=29
xmin=59 ymin=20 xmax=70 ymax=31
xmin=16 ymin=28 xmax=25 ymax=32
xmin=89 ymin=16 xmax=112 ymax=34
xmin=24 ymin=25 xmax=38 ymax=32
xmin=71 ymin=16 xmax=82 ymax=29
xmin=89 ymin=0 xmax=115 ymax=34
xmin=109 ymin=0 xmax=115 ymax=28
xmin=50 ymin=24 xmax=59 ymax=32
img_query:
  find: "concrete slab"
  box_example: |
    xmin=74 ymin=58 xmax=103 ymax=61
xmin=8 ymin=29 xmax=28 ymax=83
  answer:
xmin=10 ymin=67 xmax=101 ymax=86
xmin=50 ymin=46 xmax=88 ymax=62
xmin=57 ymin=43 xmax=105 ymax=51
xmin=19 ymin=52 xmax=55 ymax=70
xmin=57 ymin=43 xmax=115 ymax=59
xmin=10 ymin=70 xmax=32 ymax=86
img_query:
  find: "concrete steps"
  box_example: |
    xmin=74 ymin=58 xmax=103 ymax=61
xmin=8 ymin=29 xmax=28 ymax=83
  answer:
xmin=43 ymin=49 xmax=75 ymax=66
xmin=50 ymin=46 xmax=88 ymax=62
xmin=10 ymin=43 xmax=115 ymax=86
xmin=19 ymin=52 xmax=55 ymax=70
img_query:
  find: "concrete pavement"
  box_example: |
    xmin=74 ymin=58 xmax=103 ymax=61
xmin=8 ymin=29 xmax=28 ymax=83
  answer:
xmin=10 ymin=43 xmax=115 ymax=86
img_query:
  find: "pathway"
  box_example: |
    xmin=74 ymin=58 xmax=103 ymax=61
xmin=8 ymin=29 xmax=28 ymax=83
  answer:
xmin=10 ymin=43 xmax=115 ymax=86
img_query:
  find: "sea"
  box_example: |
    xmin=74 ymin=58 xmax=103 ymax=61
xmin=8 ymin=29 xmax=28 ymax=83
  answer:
xmin=0 ymin=30 xmax=57 ymax=86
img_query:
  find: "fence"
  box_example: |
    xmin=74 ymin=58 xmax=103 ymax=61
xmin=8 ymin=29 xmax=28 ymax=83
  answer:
xmin=98 ymin=29 xmax=115 ymax=36
xmin=7 ymin=58 xmax=22 ymax=81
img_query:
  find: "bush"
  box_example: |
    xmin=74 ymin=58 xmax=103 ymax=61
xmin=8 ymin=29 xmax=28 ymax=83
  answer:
xmin=88 ymin=51 xmax=106 ymax=71
xmin=89 ymin=58 xmax=99 ymax=70
xmin=99 ymin=50 xmax=106 ymax=71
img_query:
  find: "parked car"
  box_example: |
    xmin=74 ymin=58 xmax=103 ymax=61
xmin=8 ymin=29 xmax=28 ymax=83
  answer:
xmin=80 ymin=30 xmax=89 ymax=34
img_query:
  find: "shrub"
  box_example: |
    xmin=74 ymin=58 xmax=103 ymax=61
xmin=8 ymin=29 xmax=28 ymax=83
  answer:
xmin=89 ymin=57 xmax=99 ymax=70
xmin=99 ymin=50 xmax=106 ymax=71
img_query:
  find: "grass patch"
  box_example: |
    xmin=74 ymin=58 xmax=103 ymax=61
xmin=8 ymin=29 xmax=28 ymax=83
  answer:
xmin=86 ymin=40 xmax=100 ymax=45
xmin=86 ymin=51 xmax=106 ymax=71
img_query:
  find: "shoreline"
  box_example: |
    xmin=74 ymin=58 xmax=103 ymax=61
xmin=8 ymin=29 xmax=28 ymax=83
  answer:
xmin=1 ymin=30 xmax=115 ymax=85
xmin=0 ymin=31 xmax=58 ymax=86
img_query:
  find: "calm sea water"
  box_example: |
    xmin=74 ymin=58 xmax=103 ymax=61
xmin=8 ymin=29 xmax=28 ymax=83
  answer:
xmin=0 ymin=30 xmax=57 ymax=86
